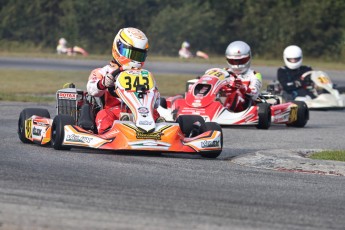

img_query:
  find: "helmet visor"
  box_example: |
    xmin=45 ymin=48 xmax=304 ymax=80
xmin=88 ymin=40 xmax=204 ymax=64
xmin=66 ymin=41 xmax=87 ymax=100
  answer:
xmin=287 ymin=57 xmax=302 ymax=63
xmin=227 ymin=56 xmax=250 ymax=65
xmin=118 ymin=41 xmax=147 ymax=62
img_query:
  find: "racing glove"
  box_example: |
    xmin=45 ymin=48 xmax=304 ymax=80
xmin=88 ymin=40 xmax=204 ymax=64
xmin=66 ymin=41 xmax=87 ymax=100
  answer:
xmin=294 ymin=80 xmax=302 ymax=88
xmin=231 ymin=79 xmax=243 ymax=89
xmin=97 ymin=66 xmax=132 ymax=90
xmin=98 ymin=72 xmax=115 ymax=90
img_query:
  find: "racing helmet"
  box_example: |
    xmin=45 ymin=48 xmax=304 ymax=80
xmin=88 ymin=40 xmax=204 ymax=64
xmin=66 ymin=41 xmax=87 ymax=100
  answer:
xmin=112 ymin=28 xmax=149 ymax=69
xmin=182 ymin=41 xmax=190 ymax=49
xmin=283 ymin=45 xmax=303 ymax=70
xmin=59 ymin=38 xmax=67 ymax=46
xmin=225 ymin=41 xmax=251 ymax=74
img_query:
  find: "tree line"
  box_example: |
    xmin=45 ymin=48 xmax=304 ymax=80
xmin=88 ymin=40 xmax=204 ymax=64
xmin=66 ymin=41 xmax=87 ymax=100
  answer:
xmin=1 ymin=0 xmax=344 ymax=60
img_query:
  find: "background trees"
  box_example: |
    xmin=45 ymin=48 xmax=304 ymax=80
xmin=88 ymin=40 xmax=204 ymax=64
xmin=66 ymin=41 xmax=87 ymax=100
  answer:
xmin=0 ymin=0 xmax=344 ymax=60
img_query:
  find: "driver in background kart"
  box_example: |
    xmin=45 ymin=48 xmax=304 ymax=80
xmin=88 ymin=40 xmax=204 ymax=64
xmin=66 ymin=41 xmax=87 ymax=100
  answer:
xmin=87 ymin=27 xmax=161 ymax=134
xmin=207 ymin=41 xmax=262 ymax=112
xmin=277 ymin=45 xmax=316 ymax=100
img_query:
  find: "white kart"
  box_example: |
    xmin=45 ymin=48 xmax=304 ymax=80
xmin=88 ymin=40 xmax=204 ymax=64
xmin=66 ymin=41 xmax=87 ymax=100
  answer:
xmin=269 ymin=70 xmax=345 ymax=110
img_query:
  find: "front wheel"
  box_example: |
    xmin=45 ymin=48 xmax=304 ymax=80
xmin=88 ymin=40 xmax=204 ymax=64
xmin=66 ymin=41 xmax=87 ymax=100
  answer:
xmin=200 ymin=122 xmax=223 ymax=158
xmin=176 ymin=115 xmax=205 ymax=137
xmin=256 ymin=103 xmax=271 ymax=129
xmin=51 ymin=115 xmax=75 ymax=150
xmin=18 ymin=108 xmax=50 ymax=144
xmin=286 ymin=101 xmax=309 ymax=127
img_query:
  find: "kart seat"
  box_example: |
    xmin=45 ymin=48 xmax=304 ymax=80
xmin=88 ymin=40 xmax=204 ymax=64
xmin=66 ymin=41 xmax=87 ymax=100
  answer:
xmin=77 ymin=104 xmax=96 ymax=132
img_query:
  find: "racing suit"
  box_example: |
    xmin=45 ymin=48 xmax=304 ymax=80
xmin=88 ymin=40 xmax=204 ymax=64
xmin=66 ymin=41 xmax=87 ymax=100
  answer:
xmin=179 ymin=48 xmax=193 ymax=59
xmin=87 ymin=61 xmax=160 ymax=134
xmin=277 ymin=65 xmax=315 ymax=100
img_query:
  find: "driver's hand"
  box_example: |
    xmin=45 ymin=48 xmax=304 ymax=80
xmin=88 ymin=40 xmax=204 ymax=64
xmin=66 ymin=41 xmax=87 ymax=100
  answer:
xmin=232 ymin=79 xmax=242 ymax=88
xmin=102 ymin=72 xmax=115 ymax=88
xmin=294 ymin=80 xmax=302 ymax=88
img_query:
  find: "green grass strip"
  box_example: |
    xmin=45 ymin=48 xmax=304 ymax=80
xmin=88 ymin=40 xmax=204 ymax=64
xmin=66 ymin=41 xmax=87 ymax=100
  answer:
xmin=0 ymin=69 xmax=195 ymax=102
xmin=310 ymin=150 xmax=345 ymax=162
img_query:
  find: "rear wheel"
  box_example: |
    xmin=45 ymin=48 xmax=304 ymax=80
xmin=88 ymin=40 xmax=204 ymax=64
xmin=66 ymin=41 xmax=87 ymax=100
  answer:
xmin=176 ymin=115 xmax=205 ymax=137
xmin=200 ymin=122 xmax=223 ymax=158
xmin=287 ymin=101 xmax=309 ymax=127
xmin=18 ymin=108 xmax=50 ymax=144
xmin=256 ymin=103 xmax=271 ymax=129
xmin=51 ymin=115 xmax=75 ymax=150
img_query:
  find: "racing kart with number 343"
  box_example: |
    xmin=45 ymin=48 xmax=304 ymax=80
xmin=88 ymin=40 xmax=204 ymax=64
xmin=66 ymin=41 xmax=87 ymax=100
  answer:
xmin=18 ymin=69 xmax=223 ymax=158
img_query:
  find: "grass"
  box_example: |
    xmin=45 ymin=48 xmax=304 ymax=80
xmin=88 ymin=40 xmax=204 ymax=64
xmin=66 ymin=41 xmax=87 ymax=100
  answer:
xmin=0 ymin=69 xmax=194 ymax=102
xmin=310 ymin=150 xmax=345 ymax=162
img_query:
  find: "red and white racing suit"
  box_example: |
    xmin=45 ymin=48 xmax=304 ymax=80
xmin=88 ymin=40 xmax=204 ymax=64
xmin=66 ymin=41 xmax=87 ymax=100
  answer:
xmin=87 ymin=61 xmax=160 ymax=134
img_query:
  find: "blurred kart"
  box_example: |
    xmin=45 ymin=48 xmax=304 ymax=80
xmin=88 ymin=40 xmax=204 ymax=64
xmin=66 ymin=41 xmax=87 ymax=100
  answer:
xmin=268 ymin=70 xmax=345 ymax=110
xmin=158 ymin=69 xmax=309 ymax=129
xmin=57 ymin=38 xmax=88 ymax=56
xmin=18 ymin=69 xmax=223 ymax=158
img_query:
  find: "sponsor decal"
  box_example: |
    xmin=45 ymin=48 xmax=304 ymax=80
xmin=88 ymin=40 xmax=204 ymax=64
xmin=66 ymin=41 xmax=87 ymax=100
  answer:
xmin=127 ymin=70 xmax=140 ymax=75
xmin=66 ymin=134 xmax=93 ymax=143
xmin=141 ymin=70 xmax=149 ymax=77
xmin=136 ymin=131 xmax=162 ymax=140
xmin=139 ymin=120 xmax=153 ymax=126
xmin=58 ymin=92 xmax=77 ymax=100
xmin=192 ymin=102 xmax=202 ymax=107
xmin=32 ymin=127 xmax=42 ymax=136
xmin=201 ymin=77 xmax=212 ymax=81
xmin=201 ymin=140 xmax=220 ymax=148
xmin=245 ymin=114 xmax=255 ymax=122
xmin=274 ymin=110 xmax=282 ymax=115
xmin=289 ymin=107 xmax=298 ymax=122
xmin=25 ymin=119 xmax=32 ymax=139
xmin=33 ymin=121 xmax=49 ymax=126
xmin=138 ymin=107 xmax=149 ymax=115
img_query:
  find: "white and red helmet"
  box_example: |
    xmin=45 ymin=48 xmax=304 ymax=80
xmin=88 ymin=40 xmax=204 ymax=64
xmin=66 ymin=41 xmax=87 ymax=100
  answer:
xmin=225 ymin=41 xmax=251 ymax=74
xmin=112 ymin=28 xmax=149 ymax=69
xmin=283 ymin=45 xmax=303 ymax=70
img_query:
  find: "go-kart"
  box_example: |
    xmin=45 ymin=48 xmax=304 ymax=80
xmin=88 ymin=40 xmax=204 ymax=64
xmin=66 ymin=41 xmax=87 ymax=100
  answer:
xmin=268 ymin=70 xmax=345 ymax=110
xmin=18 ymin=69 xmax=223 ymax=158
xmin=158 ymin=68 xmax=309 ymax=129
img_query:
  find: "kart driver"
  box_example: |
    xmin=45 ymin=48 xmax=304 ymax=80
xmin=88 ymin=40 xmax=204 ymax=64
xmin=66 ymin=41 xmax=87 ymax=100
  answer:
xmin=277 ymin=45 xmax=316 ymax=100
xmin=206 ymin=41 xmax=262 ymax=112
xmin=179 ymin=41 xmax=193 ymax=59
xmin=87 ymin=27 xmax=160 ymax=134
xmin=56 ymin=38 xmax=70 ymax=55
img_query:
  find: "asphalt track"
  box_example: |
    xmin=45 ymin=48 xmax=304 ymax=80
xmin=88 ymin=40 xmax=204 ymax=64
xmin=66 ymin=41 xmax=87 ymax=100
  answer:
xmin=1 ymin=57 xmax=345 ymax=229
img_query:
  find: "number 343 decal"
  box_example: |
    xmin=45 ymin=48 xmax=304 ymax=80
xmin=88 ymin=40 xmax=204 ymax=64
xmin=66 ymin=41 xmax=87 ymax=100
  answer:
xmin=118 ymin=71 xmax=154 ymax=91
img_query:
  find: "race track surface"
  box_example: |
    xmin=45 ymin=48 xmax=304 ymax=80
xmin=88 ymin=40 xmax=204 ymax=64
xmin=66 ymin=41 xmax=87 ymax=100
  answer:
xmin=1 ymin=58 xmax=345 ymax=229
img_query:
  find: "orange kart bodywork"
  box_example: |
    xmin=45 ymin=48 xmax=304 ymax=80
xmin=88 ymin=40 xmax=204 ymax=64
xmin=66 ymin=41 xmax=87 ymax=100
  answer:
xmin=22 ymin=115 xmax=222 ymax=154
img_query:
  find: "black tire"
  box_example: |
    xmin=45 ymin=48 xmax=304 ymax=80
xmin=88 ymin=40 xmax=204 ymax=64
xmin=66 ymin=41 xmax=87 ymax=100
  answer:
xmin=176 ymin=115 xmax=205 ymax=137
xmin=200 ymin=122 xmax=223 ymax=158
xmin=256 ymin=103 xmax=271 ymax=129
xmin=287 ymin=101 xmax=309 ymax=127
xmin=18 ymin=108 xmax=50 ymax=144
xmin=160 ymin=97 xmax=167 ymax=109
xmin=51 ymin=114 xmax=75 ymax=150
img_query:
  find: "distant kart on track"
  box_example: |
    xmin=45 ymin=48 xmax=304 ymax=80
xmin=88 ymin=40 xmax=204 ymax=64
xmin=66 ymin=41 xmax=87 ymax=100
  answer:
xmin=267 ymin=70 xmax=345 ymax=110
xmin=158 ymin=68 xmax=309 ymax=129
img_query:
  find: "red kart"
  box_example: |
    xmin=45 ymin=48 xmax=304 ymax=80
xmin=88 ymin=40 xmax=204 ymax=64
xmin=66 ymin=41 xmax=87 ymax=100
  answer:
xmin=158 ymin=69 xmax=309 ymax=129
